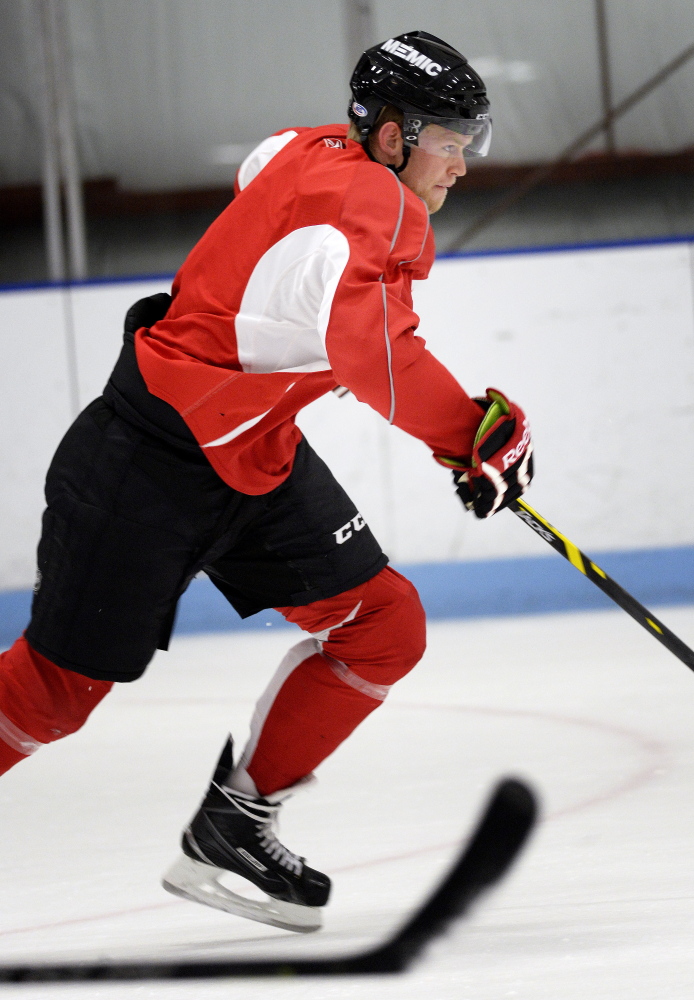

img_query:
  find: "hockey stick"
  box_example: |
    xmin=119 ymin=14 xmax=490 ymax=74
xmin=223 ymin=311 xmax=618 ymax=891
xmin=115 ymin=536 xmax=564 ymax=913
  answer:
xmin=510 ymin=497 xmax=694 ymax=671
xmin=0 ymin=778 xmax=537 ymax=983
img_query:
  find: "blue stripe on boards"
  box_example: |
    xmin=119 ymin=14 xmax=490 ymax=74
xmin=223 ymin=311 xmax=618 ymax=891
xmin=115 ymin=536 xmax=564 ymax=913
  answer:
xmin=405 ymin=547 xmax=694 ymax=619
xmin=1 ymin=546 xmax=693 ymax=647
xmin=2 ymin=233 xmax=694 ymax=295
xmin=0 ymin=272 xmax=175 ymax=295
xmin=0 ymin=590 xmax=34 ymax=649
xmin=437 ymin=232 xmax=694 ymax=262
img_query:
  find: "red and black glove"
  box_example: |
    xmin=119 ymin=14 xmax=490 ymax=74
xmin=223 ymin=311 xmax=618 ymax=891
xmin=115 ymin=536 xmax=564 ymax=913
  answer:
xmin=436 ymin=388 xmax=533 ymax=519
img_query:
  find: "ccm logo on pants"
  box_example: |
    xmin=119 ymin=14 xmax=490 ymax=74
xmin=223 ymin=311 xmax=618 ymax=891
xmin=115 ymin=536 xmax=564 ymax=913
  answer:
xmin=333 ymin=514 xmax=366 ymax=545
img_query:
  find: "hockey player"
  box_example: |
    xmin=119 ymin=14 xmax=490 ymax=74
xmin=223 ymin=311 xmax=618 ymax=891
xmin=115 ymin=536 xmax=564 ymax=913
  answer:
xmin=0 ymin=31 xmax=533 ymax=932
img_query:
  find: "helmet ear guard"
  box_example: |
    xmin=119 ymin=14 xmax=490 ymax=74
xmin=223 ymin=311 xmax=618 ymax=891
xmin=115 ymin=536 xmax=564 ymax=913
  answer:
xmin=348 ymin=96 xmax=390 ymax=141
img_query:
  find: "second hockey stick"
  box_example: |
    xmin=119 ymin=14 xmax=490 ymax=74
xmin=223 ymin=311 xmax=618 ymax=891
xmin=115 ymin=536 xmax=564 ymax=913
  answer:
xmin=509 ymin=497 xmax=694 ymax=672
xmin=0 ymin=778 xmax=537 ymax=983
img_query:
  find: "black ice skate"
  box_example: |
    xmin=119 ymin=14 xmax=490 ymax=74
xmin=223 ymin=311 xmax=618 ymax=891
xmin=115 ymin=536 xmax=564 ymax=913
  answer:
xmin=162 ymin=737 xmax=331 ymax=933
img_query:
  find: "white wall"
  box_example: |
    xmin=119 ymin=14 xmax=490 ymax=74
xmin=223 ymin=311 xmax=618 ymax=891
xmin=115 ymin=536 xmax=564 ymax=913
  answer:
xmin=1 ymin=241 xmax=693 ymax=591
xmin=0 ymin=278 xmax=169 ymax=592
xmin=300 ymin=241 xmax=694 ymax=562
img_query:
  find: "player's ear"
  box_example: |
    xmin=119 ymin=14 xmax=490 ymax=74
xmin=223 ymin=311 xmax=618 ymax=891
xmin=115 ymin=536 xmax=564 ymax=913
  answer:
xmin=373 ymin=121 xmax=403 ymax=160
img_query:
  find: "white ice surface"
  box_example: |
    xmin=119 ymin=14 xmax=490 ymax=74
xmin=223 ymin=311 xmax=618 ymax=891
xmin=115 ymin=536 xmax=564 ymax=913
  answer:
xmin=2 ymin=607 xmax=694 ymax=998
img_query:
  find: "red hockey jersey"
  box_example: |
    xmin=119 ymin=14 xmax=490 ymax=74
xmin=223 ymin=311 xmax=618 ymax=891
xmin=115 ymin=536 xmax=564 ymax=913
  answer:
xmin=135 ymin=124 xmax=482 ymax=494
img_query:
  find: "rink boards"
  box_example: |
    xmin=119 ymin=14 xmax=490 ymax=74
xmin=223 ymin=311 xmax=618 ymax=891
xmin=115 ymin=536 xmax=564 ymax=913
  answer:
xmin=0 ymin=235 xmax=693 ymax=594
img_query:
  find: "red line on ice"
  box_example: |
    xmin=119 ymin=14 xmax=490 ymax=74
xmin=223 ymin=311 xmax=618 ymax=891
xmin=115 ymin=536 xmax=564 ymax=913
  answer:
xmin=0 ymin=701 xmax=667 ymax=939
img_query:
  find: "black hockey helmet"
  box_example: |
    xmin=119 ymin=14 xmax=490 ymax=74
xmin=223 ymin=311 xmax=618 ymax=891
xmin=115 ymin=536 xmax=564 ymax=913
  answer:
xmin=348 ymin=30 xmax=491 ymax=157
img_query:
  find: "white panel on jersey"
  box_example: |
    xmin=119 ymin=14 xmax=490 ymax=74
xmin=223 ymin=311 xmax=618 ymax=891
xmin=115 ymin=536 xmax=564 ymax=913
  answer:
xmin=236 ymin=131 xmax=298 ymax=191
xmin=201 ymin=408 xmax=272 ymax=449
xmin=235 ymin=224 xmax=350 ymax=374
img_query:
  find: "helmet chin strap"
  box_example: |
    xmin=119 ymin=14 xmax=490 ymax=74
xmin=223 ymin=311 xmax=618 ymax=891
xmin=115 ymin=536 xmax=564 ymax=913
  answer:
xmin=363 ymin=138 xmax=410 ymax=175
xmin=389 ymin=144 xmax=411 ymax=175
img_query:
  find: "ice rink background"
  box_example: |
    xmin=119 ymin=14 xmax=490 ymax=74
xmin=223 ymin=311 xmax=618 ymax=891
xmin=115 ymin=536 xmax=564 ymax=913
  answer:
xmin=1 ymin=225 xmax=693 ymax=999
xmin=2 ymin=4 xmax=694 ymax=991
xmin=2 ymin=604 xmax=694 ymax=998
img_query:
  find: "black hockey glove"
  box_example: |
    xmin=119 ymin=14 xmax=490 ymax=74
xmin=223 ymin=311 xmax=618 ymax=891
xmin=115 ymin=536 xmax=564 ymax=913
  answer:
xmin=123 ymin=292 xmax=172 ymax=340
xmin=436 ymin=388 xmax=533 ymax=519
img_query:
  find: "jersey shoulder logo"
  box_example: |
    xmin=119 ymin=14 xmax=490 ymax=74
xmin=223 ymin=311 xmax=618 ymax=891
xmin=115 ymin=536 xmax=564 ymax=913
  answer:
xmin=323 ymin=137 xmax=346 ymax=148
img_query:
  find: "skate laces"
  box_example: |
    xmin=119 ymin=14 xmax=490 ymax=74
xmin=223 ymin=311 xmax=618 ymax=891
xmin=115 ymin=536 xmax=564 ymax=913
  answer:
xmin=216 ymin=784 xmax=304 ymax=876
xmin=256 ymin=803 xmax=304 ymax=875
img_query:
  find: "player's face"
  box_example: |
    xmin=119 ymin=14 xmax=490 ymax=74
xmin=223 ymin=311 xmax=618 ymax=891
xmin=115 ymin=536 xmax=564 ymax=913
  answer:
xmin=400 ymin=126 xmax=469 ymax=213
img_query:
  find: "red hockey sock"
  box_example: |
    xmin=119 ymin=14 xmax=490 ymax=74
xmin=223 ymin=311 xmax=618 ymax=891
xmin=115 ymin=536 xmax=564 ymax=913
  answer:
xmin=241 ymin=567 xmax=426 ymax=796
xmin=0 ymin=636 xmax=113 ymax=775
xmin=241 ymin=642 xmax=383 ymax=795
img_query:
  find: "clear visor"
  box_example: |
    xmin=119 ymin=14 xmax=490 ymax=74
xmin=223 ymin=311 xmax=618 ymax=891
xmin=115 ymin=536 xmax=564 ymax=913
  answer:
xmin=402 ymin=115 xmax=492 ymax=158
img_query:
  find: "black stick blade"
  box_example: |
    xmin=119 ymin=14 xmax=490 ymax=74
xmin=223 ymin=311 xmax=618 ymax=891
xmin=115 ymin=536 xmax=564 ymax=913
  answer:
xmin=355 ymin=777 xmax=538 ymax=972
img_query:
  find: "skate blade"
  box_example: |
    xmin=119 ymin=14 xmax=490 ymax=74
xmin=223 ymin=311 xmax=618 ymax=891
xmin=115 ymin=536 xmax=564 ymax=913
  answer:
xmin=161 ymin=853 xmax=322 ymax=934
